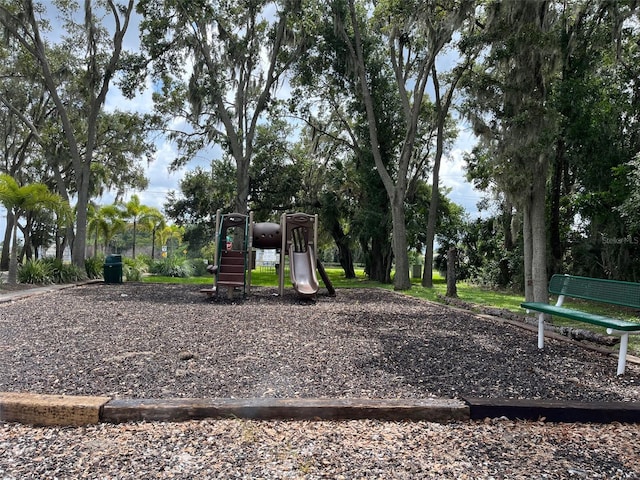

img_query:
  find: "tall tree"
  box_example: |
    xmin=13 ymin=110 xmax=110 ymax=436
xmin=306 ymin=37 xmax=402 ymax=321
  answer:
xmin=291 ymin=25 xmax=397 ymax=282
xmin=464 ymin=1 xmax=640 ymax=290
xmin=0 ymin=0 xmax=137 ymax=269
xmin=331 ymin=0 xmax=474 ymax=290
xmin=553 ymin=2 xmax=640 ymax=280
xmin=0 ymin=29 xmax=54 ymax=268
xmin=421 ymin=60 xmax=475 ymax=288
xmin=138 ymin=207 xmax=165 ymax=260
xmin=248 ymin=119 xmax=303 ymax=221
xmin=122 ymin=194 xmax=152 ymax=259
xmin=619 ymin=155 xmax=640 ymax=234
xmin=157 ymin=224 xmax=184 ymax=256
xmin=87 ymin=203 xmax=128 ymax=255
xmin=136 ymin=0 xmax=311 ymax=216
xmin=462 ymin=1 xmax=560 ymax=302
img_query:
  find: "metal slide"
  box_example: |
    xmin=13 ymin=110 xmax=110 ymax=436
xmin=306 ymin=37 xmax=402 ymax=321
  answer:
xmin=289 ymin=244 xmax=320 ymax=297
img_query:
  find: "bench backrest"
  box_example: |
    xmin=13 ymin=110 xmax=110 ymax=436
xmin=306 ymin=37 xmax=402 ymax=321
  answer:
xmin=548 ymin=274 xmax=640 ymax=310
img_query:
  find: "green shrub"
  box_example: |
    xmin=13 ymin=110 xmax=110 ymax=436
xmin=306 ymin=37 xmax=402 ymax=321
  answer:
xmin=85 ymin=256 xmax=104 ymax=279
xmin=189 ymin=258 xmax=209 ymax=277
xmin=18 ymin=259 xmax=52 ymax=284
xmin=200 ymin=242 xmax=216 ymax=263
xmin=123 ymin=257 xmax=148 ymax=282
xmin=136 ymin=254 xmax=153 ymax=269
xmin=149 ymin=255 xmax=194 ymax=278
xmin=42 ymin=258 xmax=85 ymax=283
xmin=60 ymin=262 xmax=85 ymax=283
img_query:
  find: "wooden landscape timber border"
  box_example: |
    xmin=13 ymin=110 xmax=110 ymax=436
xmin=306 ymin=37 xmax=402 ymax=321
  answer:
xmin=0 ymin=394 xmax=467 ymax=425
xmin=2 ymin=393 xmax=640 ymax=426
xmin=0 ymin=392 xmax=111 ymax=426
xmin=101 ymin=397 xmax=469 ymax=423
xmin=463 ymin=397 xmax=640 ymax=423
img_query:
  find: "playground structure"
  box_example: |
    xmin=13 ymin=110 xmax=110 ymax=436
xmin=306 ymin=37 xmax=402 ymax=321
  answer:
xmin=201 ymin=210 xmax=335 ymax=299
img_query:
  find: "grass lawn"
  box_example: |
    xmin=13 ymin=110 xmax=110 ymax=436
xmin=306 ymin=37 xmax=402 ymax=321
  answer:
xmin=144 ymin=267 xmax=640 ymax=354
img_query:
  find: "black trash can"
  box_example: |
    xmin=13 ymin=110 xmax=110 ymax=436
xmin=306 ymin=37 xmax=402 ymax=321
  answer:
xmin=103 ymin=254 xmax=123 ymax=284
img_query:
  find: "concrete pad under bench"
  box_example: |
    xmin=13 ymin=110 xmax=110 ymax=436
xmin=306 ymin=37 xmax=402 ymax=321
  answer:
xmin=0 ymin=392 xmax=111 ymax=426
xmin=102 ymin=397 xmax=470 ymax=424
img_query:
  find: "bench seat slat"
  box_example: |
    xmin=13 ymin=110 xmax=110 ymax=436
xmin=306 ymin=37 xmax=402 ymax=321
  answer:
xmin=521 ymin=302 xmax=640 ymax=331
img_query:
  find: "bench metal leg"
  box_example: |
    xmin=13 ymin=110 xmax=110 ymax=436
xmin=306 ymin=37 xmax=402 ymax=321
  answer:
xmin=538 ymin=313 xmax=545 ymax=349
xmin=606 ymin=329 xmax=629 ymax=375
xmin=616 ymin=332 xmax=629 ymax=376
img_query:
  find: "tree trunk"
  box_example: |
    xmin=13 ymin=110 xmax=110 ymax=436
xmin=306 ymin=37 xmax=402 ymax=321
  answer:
xmin=22 ymin=218 xmax=33 ymax=261
xmin=523 ymin=201 xmax=534 ymax=303
xmin=346 ymin=0 xmax=411 ymax=290
xmin=422 ymin=62 xmax=466 ymax=288
xmin=549 ymin=139 xmax=565 ymax=274
xmin=229 ymin=154 xmax=249 ymax=251
xmin=327 ymin=217 xmax=355 ymax=278
xmin=390 ymin=194 xmax=411 ymax=290
xmin=337 ymin=241 xmax=355 ymax=279
xmin=497 ymin=201 xmax=514 ymax=287
xmin=8 ymin=219 xmax=18 ymax=285
xmin=384 ymin=247 xmax=393 ymax=284
xmin=522 ymin=171 xmax=548 ymax=303
xmin=234 ymin=155 xmax=250 ymax=216
xmin=422 ymin=185 xmax=440 ymax=288
xmin=58 ymin=226 xmax=71 ymax=261
xmin=71 ymin=165 xmax=91 ymax=268
xmin=530 ymin=173 xmax=549 ymax=303
xmin=1 ymin=211 xmax=14 ymax=270
xmin=446 ymin=247 xmax=458 ymax=298
xmin=363 ymin=235 xmax=391 ymax=283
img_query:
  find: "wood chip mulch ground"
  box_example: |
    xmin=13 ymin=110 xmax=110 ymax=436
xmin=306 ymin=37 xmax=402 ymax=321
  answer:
xmin=1 ymin=283 xmax=640 ymax=478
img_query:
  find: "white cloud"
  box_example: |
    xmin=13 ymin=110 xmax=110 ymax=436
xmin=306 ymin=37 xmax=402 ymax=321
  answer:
xmin=105 ymin=76 xmax=155 ymax=115
xmin=104 ymin=132 xmax=222 ymax=216
xmin=435 ymin=126 xmax=488 ymax=219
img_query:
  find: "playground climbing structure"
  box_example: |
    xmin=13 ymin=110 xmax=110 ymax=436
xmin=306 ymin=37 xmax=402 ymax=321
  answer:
xmin=202 ymin=210 xmax=335 ymax=298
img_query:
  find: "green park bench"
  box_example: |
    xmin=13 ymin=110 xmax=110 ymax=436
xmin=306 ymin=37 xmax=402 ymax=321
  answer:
xmin=521 ymin=274 xmax=640 ymax=375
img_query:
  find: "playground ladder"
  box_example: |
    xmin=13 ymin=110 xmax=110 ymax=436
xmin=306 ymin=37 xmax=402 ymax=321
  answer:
xmin=212 ymin=212 xmax=251 ymax=297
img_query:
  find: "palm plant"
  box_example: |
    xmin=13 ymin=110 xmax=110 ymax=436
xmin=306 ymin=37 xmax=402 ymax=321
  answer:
xmin=101 ymin=204 xmax=127 ymax=254
xmin=0 ymin=174 xmax=70 ymax=284
xmin=157 ymin=225 xmax=184 ymax=257
xmin=138 ymin=207 xmax=165 ymax=259
xmin=87 ymin=203 xmax=106 ymax=258
xmin=122 ymin=194 xmax=153 ymax=259
xmin=87 ymin=203 xmax=125 ymax=257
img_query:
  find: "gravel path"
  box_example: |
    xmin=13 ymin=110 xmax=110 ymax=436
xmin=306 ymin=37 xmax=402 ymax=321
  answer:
xmin=2 ymin=283 xmax=640 ymax=478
